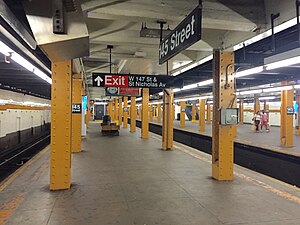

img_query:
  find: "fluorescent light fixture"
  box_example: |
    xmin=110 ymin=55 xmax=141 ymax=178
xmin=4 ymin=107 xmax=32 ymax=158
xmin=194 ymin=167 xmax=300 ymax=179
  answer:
xmin=235 ymin=66 xmax=264 ymax=78
xmin=149 ymin=101 xmax=163 ymax=105
xmin=233 ymin=17 xmax=299 ymax=51
xmin=239 ymin=89 xmax=262 ymax=95
xmin=294 ymin=84 xmax=300 ymax=89
xmin=0 ymin=40 xmax=52 ymax=84
xmin=259 ymin=96 xmax=276 ymax=100
xmin=181 ymin=83 xmax=198 ymax=90
xmin=263 ymin=85 xmax=293 ymax=93
xmin=265 ymin=55 xmax=300 ymax=70
xmin=173 ymin=88 xmax=181 ymax=93
xmin=94 ymin=102 xmax=107 ymax=105
xmin=158 ymin=92 xmax=163 ymax=96
xmin=197 ymin=79 xmax=213 ymax=87
xmin=136 ymin=97 xmax=142 ymax=101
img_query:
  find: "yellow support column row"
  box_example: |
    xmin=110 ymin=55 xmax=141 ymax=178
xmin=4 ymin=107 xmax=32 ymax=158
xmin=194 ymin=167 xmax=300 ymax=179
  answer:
xmin=254 ymin=95 xmax=260 ymax=114
xmin=108 ymin=101 xmax=113 ymax=119
xmin=239 ymin=99 xmax=244 ymax=125
xmin=162 ymin=89 xmax=174 ymax=150
xmin=123 ymin=97 xmax=128 ymax=128
xmin=280 ymin=84 xmax=294 ymax=147
xmin=141 ymin=89 xmax=149 ymax=139
xmin=206 ymin=103 xmax=211 ymax=124
xmin=192 ymin=104 xmax=196 ymax=122
xmin=199 ymin=99 xmax=205 ymax=131
xmin=71 ymin=76 xmax=82 ymax=153
xmin=157 ymin=104 xmax=161 ymax=123
xmin=114 ymin=98 xmax=118 ymax=122
xmin=180 ymin=101 xmax=186 ymax=128
xmin=50 ymin=60 xmax=72 ymax=190
xmin=118 ymin=97 xmax=122 ymax=126
xmin=130 ymin=97 xmax=136 ymax=132
xmin=149 ymin=105 xmax=154 ymax=122
xmin=212 ymin=50 xmax=235 ymax=181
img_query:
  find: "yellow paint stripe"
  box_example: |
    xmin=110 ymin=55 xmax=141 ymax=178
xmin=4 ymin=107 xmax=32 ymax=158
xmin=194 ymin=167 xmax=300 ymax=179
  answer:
xmin=0 ymin=193 xmax=25 ymax=225
xmin=150 ymin=134 xmax=300 ymax=204
xmin=0 ymin=146 xmax=49 ymax=192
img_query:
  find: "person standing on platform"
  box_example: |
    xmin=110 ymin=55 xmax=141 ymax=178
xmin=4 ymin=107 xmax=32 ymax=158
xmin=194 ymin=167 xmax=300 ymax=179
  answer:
xmin=253 ymin=111 xmax=261 ymax=133
xmin=260 ymin=110 xmax=270 ymax=132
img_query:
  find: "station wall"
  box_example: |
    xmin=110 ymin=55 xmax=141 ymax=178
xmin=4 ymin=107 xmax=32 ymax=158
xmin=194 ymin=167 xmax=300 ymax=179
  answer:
xmin=0 ymin=89 xmax=51 ymax=154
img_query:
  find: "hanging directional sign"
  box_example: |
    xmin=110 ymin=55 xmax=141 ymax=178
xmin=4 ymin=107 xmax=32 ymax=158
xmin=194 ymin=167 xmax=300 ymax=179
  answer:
xmin=159 ymin=6 xmax=202 ymax=64
xmin=92 ymin=73 xmax=183 ymax=89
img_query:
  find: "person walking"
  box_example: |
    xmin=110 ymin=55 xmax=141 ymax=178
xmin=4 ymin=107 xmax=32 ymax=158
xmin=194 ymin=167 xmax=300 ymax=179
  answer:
xmin=260 ymin=110 xmax=269 ymax=132
xmin=253 ymin=111 xmax=261 ymax=132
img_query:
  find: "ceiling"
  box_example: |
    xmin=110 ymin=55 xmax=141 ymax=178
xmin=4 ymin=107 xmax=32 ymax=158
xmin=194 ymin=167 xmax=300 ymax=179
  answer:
xmin=0 ymin=0 xmax=298 ymax=100
xmin=80 ymin=0 xmax=296 ymax=100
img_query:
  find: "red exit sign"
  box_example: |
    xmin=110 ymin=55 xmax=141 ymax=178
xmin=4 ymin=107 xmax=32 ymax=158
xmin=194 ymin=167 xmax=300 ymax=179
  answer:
xmin=105 ymin=75 xmax=128 ymax=87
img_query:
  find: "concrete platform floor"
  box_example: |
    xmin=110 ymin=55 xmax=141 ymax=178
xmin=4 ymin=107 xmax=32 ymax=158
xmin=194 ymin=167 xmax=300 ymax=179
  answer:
xmin=149 ymin=118 xmax=300 ymax=157
xmin=1 ymin=122 xmax=300 ymax=225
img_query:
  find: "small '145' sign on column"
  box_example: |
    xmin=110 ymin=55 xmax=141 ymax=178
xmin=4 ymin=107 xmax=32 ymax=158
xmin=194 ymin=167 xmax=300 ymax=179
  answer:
xmin=72 ymin=104 xmax=82 ymax=113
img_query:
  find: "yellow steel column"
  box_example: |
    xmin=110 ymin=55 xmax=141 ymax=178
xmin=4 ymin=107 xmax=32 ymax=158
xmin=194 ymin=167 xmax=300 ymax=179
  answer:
xmin=280 ymin=84 xmax=294 ymax=147
xmin=141 ymin=89 xmax=149 ymax=139
xmin=233 ymin=98 xmax=237 ymax=137
xmin=123 ymin=97 xmax=128 ymax=128
xmin=239 ymin=99 xmax=244 ymax=125
xmin=114 ymin=98 xmax=118 ymax=122
xmin=199 ymin=99 xmax=205 ymax=131
xmin=212 ymin=50 xmax=235 ymax=181
xmin=192 ymin=104 xmax=196 ymax=122
xmin=206 ymin=103 xmax=211 ymax=124
xmin=180 ymin=101 xmax=186 ymax=128
xmin=108 ymin=101 xmax=113 ymax=118
xmin=118 ymin=97 xmax=122 ymax=126
xmin=128 ymin=106 xmax=131 ymax=118
xmin=149 ymin=105 xmax=154 ymax=122
xmin=50 ymin=60 xmax=72 ymax=190
xmin=295 ymin=92 xmax=300 ymax=135
xmin=71 ymin=76 xmax=82 ymax=153
xmin=130 ymin=97 xmax=136 ymax=132
xmin=157 ymin=104 xmax=161 ymax=123
xmin=173 ymin=105 xmax=175 ymax=121
xmin=162 ymin=89 xmax=174 ymax=150
xmin=254 ymin=95 xmax=260 ymax=115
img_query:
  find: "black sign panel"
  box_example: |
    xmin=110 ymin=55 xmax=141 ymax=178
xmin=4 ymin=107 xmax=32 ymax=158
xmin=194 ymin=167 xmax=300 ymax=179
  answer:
xmin=287 ymin=106 xmax=294 ymax=115
xmin=159 ymin=6 xmax=202 ymax=64
xmin=92 ymin=73 xmax=183 ymax=89
xmin=72 ymin=104 xmax=82 ymax=114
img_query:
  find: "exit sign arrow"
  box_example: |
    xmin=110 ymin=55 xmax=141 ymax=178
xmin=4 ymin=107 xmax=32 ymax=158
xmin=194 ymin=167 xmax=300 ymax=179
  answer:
xmin=94 ymin=76 xmax=103 ymax=86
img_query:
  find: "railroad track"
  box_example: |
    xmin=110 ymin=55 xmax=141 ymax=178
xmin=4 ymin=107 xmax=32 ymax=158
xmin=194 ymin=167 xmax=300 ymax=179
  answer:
xmin=0 ymin=134 xmax=50 ymax=182
xmin=131 ymin=119 xmax=300 ymax=187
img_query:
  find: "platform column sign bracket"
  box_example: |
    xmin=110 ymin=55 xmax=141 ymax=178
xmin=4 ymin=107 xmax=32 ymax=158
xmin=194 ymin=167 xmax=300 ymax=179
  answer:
xmin=159 ymin=5 xmax=202 ymax=64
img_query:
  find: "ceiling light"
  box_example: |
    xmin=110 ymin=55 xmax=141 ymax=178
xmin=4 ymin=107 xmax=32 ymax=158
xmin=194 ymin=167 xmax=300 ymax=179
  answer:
xmin=0 ymin=40 xmax=52 ymax=84
xmin=265 ymin=56 xmax=300 ymax=70
xmin=263 ymin=85 xmax=293 ymax=93
xmin=294 ymin=84 xmax=300 ymax=89
xmin=235 ymin=66 xmax=264 ymax=78
xmin=239 ymin=89 xmax=262 ymax=95
xmin=259 ymin=96 xmax=276 ymax=100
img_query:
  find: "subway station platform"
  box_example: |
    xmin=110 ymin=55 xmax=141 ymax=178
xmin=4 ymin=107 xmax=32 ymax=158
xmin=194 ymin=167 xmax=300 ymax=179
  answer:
xmin=149 ymin=118 xmax=300 ymax=157
xmin=1 ymin=122 xmax=300 ymax=225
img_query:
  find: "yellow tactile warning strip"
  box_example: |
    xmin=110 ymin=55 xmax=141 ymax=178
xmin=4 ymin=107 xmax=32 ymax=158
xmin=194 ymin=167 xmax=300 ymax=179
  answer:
xmin=0 ymin=193 xmax=25 ymax=225
xmin=150 ymin=135 xmax=300 ymax=204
